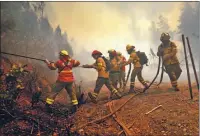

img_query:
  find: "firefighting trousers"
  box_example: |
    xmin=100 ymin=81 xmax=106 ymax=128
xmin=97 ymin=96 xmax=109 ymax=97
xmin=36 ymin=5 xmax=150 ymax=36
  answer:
xmin=165 ymin=63 xmax=182 ymax=88
xmin=119 ymin=71 xmax=126 ymax=88
xmin=109 ymin=71 xmax=120 ymax=89
xmin=46 ymin=81 xmax=78 ymax=105
xmin=130 ymin=67 xmax=147 ymax=87
xmin=92 ymin=77 xmax=118 ymax=99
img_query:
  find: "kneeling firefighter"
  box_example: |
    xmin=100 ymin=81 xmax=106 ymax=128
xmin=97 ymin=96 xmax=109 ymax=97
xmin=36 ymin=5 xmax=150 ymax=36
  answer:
xmin=82 ymin=50 xmax=122 ymax=103
xmin=44 ymin=50 xmax=80 ymax=113
xmin=123 ymin=45 xmax=148 ymax=93
xmin=157 ymin=33 xmax=182 ymax=91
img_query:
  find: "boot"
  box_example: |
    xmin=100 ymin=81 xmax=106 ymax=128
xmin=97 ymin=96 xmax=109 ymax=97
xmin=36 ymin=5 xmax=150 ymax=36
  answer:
xmin=143 ymin=84 xmax=149 ymax=92
xmin=45 ymin=103 xmax=53 ymax=113
xmin=71 ymin=105 xmax=78 ymax=114
xmin=129 ymin=85 xmax=136 ymax=94
xmin=109 ymin=92 xmax=114 ymax=100
xmin=115 ymin=91 xmax=122 ymax=99
xmin=174 ymin=86 xmax=180 ymax=91
xmin=88 ymin=92 xmax=97 ymax=104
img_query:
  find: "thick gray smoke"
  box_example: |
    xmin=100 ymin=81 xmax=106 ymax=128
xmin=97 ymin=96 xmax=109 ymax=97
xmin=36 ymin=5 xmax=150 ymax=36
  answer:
xmin=1 ymin=2 xmax=73 ymax=83
xmin=1 ymin=2 xmax=199 ymax=85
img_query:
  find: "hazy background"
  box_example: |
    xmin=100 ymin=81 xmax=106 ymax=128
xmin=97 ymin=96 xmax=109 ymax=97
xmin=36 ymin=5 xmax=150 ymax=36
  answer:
xmin=45 ymin=2 xmax=199 ymax=83
xmin=1 ymin=2 xmax=199 ymax=85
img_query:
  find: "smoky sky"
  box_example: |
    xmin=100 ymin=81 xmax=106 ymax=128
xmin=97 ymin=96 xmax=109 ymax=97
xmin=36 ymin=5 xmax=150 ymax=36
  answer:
xmin=43 ymin=2 xmax=199 ymax=82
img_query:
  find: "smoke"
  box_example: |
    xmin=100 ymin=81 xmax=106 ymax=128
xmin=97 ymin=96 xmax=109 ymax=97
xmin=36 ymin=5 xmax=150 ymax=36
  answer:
xmin=44 ymin=2 xmax=198 ymax=83
xmin=1 ymin=2 xmax=74 ymax=83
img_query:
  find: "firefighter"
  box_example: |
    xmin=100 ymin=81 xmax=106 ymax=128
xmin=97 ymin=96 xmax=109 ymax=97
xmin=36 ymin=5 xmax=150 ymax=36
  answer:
xmin=44 ymin=50 xmax=80 ymax=113
xmin=157 ymin=33 xmax=182 ymax=91
xmin=117 ymin=51 xmax=126 ymax=90
xmin=108 ymin=49 xmax=121 ymax=90
xmin=82 ymin=50 xmax=122 ymax=103
xmin=123 ymin=45 xmax=148 ymax=93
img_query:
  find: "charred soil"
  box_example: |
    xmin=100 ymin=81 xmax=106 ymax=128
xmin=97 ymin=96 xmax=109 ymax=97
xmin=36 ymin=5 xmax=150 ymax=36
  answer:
xmin=72 ymin=82 xmax=199 ymax=136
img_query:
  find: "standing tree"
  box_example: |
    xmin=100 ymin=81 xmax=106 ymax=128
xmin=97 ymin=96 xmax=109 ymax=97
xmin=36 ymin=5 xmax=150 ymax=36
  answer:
xmin=157 ymin=15 xmax=170 ymax=32
xmin=178 ymin=2 xmax=199 ymax=59
xmin=149 ymin=21 xmax=160 ymax=46
xmin=33 ymin=2 xmax=45 ymax=18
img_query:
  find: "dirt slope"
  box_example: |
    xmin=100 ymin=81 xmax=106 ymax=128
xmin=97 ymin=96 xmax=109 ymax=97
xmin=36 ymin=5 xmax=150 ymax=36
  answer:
xmin=72 ymin=82 xmax=199 ymax=136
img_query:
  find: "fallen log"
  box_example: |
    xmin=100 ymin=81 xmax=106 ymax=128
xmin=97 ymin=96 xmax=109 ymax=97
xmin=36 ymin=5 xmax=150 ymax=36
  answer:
xmin=107 ymin=101 xmax=132 ymax=136
xmin=145 ymin=105 xmax=163 ymax=115
xmin=117 ymin=122 xmax=135 ymax=136
xmin=76 ymin=92 xmax=142 ymax=130
xmin=76 ymin=57 xmax=161 ymax=131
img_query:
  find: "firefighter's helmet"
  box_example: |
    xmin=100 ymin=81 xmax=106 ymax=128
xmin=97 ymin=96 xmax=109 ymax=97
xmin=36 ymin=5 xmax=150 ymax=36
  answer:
xmin=126 ymin=44 xmax=135 ymax=51
xmin=160 ymin=33 xmax=170 ymax=41
xmin=60 ymin=50 xmax=69 ymax=56
xmin=92 ymin=50 xmax=102 ymax=56
xmin=108 ymin=49 xmax=115 ymax=54
xmin=108 ymin=49 xmax=117 ymax=56
xmin=117 ymin=51 xmax=122 ymax=56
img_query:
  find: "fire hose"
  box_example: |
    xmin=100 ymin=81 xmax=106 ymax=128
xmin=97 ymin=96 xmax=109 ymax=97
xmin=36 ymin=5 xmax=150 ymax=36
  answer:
xmin=157 ymin=65 xmax=164 ymax=86
xmin=1 ymin=51 xmax=83 ymax=67
xmin=125 ymin=63 xmax=132 ymax=87
xmin=157 ymin=58 xmax=166 ymax=87
xmin=143 ymin=56 xmax=161 ymax=92
xmin=123 ymin=56 xmax=161 ymax=94
xmin=76 ymin=56 xmax=162 ymax=130
xmin=1 ymin=51 xmax=46 ymax=62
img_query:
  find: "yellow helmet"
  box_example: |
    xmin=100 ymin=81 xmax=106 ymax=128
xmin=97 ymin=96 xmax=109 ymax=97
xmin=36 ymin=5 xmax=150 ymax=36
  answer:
xmin=126 ymin=44 xmax=135 ymax=51
xmin=59 ymin=50 xmax=69 ymax=56
xmin=117 ymin=51 xmax=122 ymax=56
xmin=108 ymin=49 xmax=115 ymax=53
xmin=160 ymin=33 xmax=170 ymax=41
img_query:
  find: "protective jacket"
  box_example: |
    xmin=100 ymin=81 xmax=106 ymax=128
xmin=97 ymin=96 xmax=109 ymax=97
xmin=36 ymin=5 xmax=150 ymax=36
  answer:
xmin=93 ymin=57 xmax=109 ymax=78
xmin=157 ymin=41 xmax=179 ymax=66
xmin=120 ymin=56 xmax=126 ymax=72
xmin=48 ymin=58 xmax=80 ymax=82
xmin=110 ymin=57 xmax=120 ymax=72
xmin=127 ymin=51 xmax=141 ymax=68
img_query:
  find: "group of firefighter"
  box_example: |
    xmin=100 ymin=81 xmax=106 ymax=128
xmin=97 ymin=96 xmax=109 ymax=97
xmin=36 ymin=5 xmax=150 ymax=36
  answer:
xmin=1 ymin=32 xmax=182 ymax=114
xmin=43 ymin=32 xmax=182 ymax=113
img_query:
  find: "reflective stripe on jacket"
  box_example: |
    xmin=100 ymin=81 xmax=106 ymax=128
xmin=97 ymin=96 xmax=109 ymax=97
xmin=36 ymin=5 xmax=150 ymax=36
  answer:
xmin=48 ymin=59 xmax=80 ymax=82
xmin=128 ymin=51 xmax=141 ymax=68
xmin=93 ymin=57 xmax=109 ymax=78
xmin=157 ymin=42 xmax=179 ymax=66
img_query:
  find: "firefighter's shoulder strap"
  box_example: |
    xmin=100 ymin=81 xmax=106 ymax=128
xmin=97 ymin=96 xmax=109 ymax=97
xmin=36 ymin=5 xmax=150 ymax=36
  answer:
xmin=58 ymin=59 xmax=71 ymax=73
xmin=101 ymin=56 xmax=111 ymax=72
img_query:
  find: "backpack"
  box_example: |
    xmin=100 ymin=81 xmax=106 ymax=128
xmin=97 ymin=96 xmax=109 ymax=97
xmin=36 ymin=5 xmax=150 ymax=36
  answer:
xmin=136 ymin=51 xmax=148 ymax=66
xmin=101 ymin=56 xmax=111 ymax=72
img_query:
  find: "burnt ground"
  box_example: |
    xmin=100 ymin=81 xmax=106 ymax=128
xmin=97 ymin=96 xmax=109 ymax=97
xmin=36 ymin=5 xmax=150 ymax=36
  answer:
xmin=0 ymin=81 xmax=198 ymax=136
xmin=72 ymin=82 xmax=199 ymax=136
